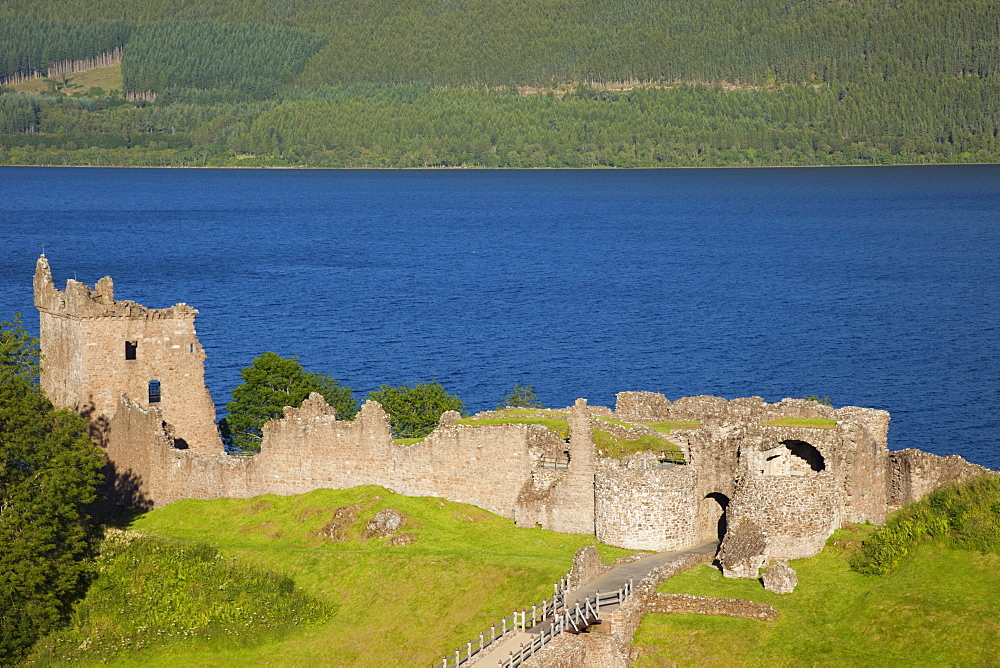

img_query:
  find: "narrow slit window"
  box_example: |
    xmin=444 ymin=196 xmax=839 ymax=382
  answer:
xmin=125 ymin=341 xmax=137 ymax=360
xmin=148 ymin=380 xmax=161 ymax=403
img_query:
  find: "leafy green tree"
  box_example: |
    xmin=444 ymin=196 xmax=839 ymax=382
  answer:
xmin=367 ymin=382 xmax=465 ymax=439
xmin=498 ymin=384 xmax=543 ymax=409
xmin=221 ymin=351 xmax=358 ymax=454
xmin=803 ymin=395 xmax=834 ymax=406
xmin=0 ymin=314 xmax=104 ymax=663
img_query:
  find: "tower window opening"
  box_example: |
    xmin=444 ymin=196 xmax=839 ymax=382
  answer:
xmin=148 ymin=380 xmax=161 ymax=403
xmin=125 ymin=341 xmax=137 ymax=360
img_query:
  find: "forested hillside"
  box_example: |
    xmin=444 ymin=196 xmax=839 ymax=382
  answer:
xmin=0 ymin=0 xmax=997 ymax=167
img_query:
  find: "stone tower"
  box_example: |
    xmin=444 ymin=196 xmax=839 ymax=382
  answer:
xmin=34 ymin=255 xmax=221 ymax=453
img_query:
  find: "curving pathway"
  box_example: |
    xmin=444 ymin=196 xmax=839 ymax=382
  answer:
xmin=474 ymin=540 xmax=719 ymax=666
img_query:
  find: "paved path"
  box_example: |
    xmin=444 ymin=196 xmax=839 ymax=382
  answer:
xmin=474 ymin=541 xmax=719 ymax=666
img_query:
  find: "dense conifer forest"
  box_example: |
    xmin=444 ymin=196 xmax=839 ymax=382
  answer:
xmin=0 ymin=0 xmax=997 ymax=167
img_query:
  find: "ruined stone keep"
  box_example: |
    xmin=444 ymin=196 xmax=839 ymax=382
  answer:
xmin=34 ymin=257 xmax=989 ymax=576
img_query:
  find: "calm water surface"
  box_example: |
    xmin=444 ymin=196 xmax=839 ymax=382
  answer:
xmin=1 ymin=166 xmax=997 ymax=468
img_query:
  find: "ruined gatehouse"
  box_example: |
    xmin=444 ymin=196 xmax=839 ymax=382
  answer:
xmin=34 ymin=256 xmax=989 ymax=577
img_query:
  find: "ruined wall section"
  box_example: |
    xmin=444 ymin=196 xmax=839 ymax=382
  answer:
xmin=254 ymin=396 xmax=568 ymax=519
xmin=514 ymin=399 xmax=598 ymax=535
xmin=829 ymin=407 xmax=890 ymax=524
xmin=34 ymin=256 xmax=221 ymax=453
xmin=105 ymin=396 xmax=252 ymax=507
xmin=888 ymin=449 xmax=991 ymax=511
xmin=724 ymin=472 xmax=841 ymax=561
xmin=595 ymin=460 xmax=699 ymax=551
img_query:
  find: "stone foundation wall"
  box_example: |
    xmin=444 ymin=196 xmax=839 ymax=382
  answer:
xmin=644 ymin=593 xmax=778 ymax=621
xmin=525 ymin=550 xmax=714 ymax=668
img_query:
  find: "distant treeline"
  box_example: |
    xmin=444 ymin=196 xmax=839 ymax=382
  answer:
xmin=1 ymin=80 xmax=997 ymax=167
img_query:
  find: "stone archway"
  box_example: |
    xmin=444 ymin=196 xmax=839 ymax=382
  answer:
xmin=698 ymin=492 xmax=730 ymax=544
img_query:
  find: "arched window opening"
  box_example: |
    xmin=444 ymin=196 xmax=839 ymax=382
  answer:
xmin=148 ymin=380 xmax=161 ymax=403
xmin=784 ymin=440 xmax=826 ymax=472
xmin=764 ymin=440 xmax=826 ymax=475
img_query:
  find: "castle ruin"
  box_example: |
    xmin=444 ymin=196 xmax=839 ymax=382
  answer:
xmin=34 ymin=256 xmax=989 ymax=577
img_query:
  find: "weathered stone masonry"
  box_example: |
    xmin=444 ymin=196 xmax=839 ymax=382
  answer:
xmin=35 ymin=257 xmax=993 ymax=571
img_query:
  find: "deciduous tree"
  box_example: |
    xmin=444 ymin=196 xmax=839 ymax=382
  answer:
xmin=367 ymin=382 xmax=465 ymax=439
xmin=221 ymin=351 xmax=358 ymax=454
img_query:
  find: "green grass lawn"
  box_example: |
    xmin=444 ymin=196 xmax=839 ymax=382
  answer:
xmin=29 ymin=487 xmax=631 ymax=666
xmin=592 ymin=429 xmax=685 ymax=462
xmin=634 ymin=527 xmax=1000 ymax=666
xmin=763 ymin=417 xmax=838 ymax=428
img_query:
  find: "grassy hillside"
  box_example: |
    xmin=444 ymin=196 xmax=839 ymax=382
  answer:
xmin=634 ymin=529 xmax=1000 ymax=665
xmin=27 ymin=487 xmax=631 ymax=666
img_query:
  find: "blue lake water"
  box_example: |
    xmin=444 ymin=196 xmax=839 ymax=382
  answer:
xmin=1 ymin=166 xmax=997 ymax=469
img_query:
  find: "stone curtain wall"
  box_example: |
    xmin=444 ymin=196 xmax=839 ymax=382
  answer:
xmin=107 ymin=393 xmax=577 ymax=518
xmin=889 ymin=448 xmax=991 ymax=510
xmin=34 ymin=256 xmax=221 ymax=453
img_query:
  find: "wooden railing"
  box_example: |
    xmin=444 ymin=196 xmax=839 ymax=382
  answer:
xmin=497 ymin=579 xmax=634 ymax=668
xmin=434 ymin=575 xmax=635 ymax=668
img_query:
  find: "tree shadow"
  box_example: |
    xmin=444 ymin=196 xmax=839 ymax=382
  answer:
xmin=91 ymin=458 xmax=153 ymax=528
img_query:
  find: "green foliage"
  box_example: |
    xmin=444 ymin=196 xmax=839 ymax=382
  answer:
xmin=367 ymin=382 xmax=464 ymax=439
xmin=498 ymin=384 xmax=543 ymax=409
xmin=804 ymin=394 xmax=834 ymax=406
xmin=0 ymin=315 xmax=104 ymax=663
xmin=121 ymin=21 xmax=325 ymax=100
xmin=0 ymin=0 xmax=997 ymax=167
xmin=29 ymin=531 xmax=330 ymax=663
xmin=0 ymin=312 xmax=39 ymax=380
xmin=0 ymin=17 xmax=129 ymax=81
xmin=850 ymin=474 xmax=1000 ymax=576
xmin=221 ymin=352 xmax=357 ymax=454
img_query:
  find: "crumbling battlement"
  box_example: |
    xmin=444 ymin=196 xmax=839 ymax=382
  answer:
xmin=34 ymin=256 xmax=220 ymax=453
xmin=36 ymin=259 xmax=993 ymax=573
